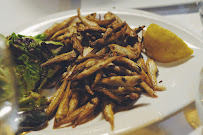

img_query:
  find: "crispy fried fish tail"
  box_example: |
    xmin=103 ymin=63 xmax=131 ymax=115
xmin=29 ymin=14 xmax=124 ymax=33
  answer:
xmin=53 ymin=104 xmax=86 ymax=128
xmin=54 ymin=81 xmax=72 ymax=123
xmin=66 ymin=91 xmax=79 ymax=116
xmin=44 ymin=15 xmax=77 ymax=39
xmin=46 ymin=79 xmax=68 ymax=117
xmin=146 ymin=58 xmax=159 ymax=90
xmin=73 ymin=97 xmax=99 ymax=127
xmin=140 ymin=82 xmax=157 ymax=97
xmin=100 ymin=75 xmax=143 ymax=87
xmin=71 ymin=55 xmax=119 ymax=80
xmin=41 ymin=50 xmax=77 ymax=67
xmin=102 ymin=98 xmax=115 ymax=130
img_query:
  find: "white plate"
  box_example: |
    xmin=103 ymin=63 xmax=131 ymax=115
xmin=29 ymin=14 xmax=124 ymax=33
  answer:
xmin=19 ymin=9 xmax=203 ymax=135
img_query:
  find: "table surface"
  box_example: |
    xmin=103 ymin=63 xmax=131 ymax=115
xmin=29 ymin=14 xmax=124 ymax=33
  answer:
xmin=0 ymin=0 xmax=203 ymax=135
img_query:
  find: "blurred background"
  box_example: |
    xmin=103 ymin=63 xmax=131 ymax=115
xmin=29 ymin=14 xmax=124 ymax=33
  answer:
xmin=0 ymin=0 xmax=202 ymax=37
xmin=0 ymin=0 xmax=202 ymax=135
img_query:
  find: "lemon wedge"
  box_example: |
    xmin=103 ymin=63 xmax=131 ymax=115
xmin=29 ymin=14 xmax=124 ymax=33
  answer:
xmin=143 ymin=23 xmax=193 ymax=63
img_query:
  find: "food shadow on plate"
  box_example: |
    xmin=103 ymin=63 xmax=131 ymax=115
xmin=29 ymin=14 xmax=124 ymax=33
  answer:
xmin=31 ymin=122 xmax=49 ymax=131
xmin=155 ymin=55 xmax=194 ymax=68
xmin=114 ymin=102 xmax=150 ymax=113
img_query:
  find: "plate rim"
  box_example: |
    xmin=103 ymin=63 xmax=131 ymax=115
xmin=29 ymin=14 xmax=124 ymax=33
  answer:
xmin=18 ymin=8 xmax=203 ymax=43
xmin=17 ymin=8 xmax=203 ymax=135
